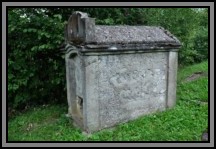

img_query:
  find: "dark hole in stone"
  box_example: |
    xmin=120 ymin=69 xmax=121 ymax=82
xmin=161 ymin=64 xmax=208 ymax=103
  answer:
xmin=77 ymin=96 xmax=83 ymax=115
xmin=69 ymin=53 xmax=77 ymax=59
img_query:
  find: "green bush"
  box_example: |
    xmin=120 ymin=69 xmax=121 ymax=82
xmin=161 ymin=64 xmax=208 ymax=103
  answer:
xmin=8 ymin=8 xmax=66 ymax=109
xmin=192 ymin=27 xmax=208 ymax=62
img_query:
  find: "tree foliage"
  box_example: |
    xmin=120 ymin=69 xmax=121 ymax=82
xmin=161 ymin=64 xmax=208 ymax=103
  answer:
xmin=8 ymin=8 xmax=66 ymax=109
xmin=8 ymin=8 xmax=208 ymax=110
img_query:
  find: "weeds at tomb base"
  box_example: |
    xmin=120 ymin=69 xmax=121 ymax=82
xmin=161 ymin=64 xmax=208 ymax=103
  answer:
xmin=8 ymin=61 xmax=208 ymax=141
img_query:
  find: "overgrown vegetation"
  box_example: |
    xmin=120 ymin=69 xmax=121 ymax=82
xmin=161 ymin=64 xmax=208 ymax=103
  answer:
xmin=8 ymin=8 xmax=208 ymax=110
xmin=8 ymin=61 xmax=208 ymax=141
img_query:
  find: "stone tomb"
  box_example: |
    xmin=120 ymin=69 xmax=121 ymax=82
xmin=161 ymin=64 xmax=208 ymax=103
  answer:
xmin=64 ymin=11 xmax=181 ymax=133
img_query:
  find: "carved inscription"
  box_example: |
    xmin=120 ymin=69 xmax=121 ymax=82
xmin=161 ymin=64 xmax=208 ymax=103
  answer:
xmin=97 ymin=53 xmax=168 ymax=127
xmin=109 ymin=68 xmax=166 ymax=102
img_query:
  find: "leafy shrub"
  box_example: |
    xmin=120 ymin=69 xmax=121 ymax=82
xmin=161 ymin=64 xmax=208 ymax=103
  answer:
xmin=8 ymin=8 xmax=66 ymax=109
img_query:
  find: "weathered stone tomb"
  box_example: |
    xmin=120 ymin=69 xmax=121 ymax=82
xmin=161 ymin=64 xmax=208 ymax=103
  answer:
xmin=64 ymin=11 xmax=181 ymax=133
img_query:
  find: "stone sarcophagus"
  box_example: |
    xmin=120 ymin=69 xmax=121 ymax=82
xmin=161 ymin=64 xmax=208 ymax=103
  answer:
xmin=65 ymin=11 xmax=181 ymax=133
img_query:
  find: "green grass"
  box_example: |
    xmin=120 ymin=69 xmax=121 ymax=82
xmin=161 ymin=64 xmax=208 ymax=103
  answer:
xmin=8 ymin=61 xmax=209 ymax=141
xmin=177 ymin=61 xmax=208 ymax=103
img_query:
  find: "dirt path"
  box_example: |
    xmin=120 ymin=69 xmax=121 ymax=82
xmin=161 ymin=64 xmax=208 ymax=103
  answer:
xmin=184 ymin=71 xmax=208 ymax=82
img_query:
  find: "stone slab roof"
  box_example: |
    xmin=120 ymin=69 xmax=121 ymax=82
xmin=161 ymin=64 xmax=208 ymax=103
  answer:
xmin=65 ymin=11 xmax=182 ymax=52
xmin=94 ymin=25 xmax=181 ymax=45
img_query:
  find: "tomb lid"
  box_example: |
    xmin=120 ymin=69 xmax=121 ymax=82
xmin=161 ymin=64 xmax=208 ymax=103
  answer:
xmin=65 ymin=11 xmax=182 ymax=51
